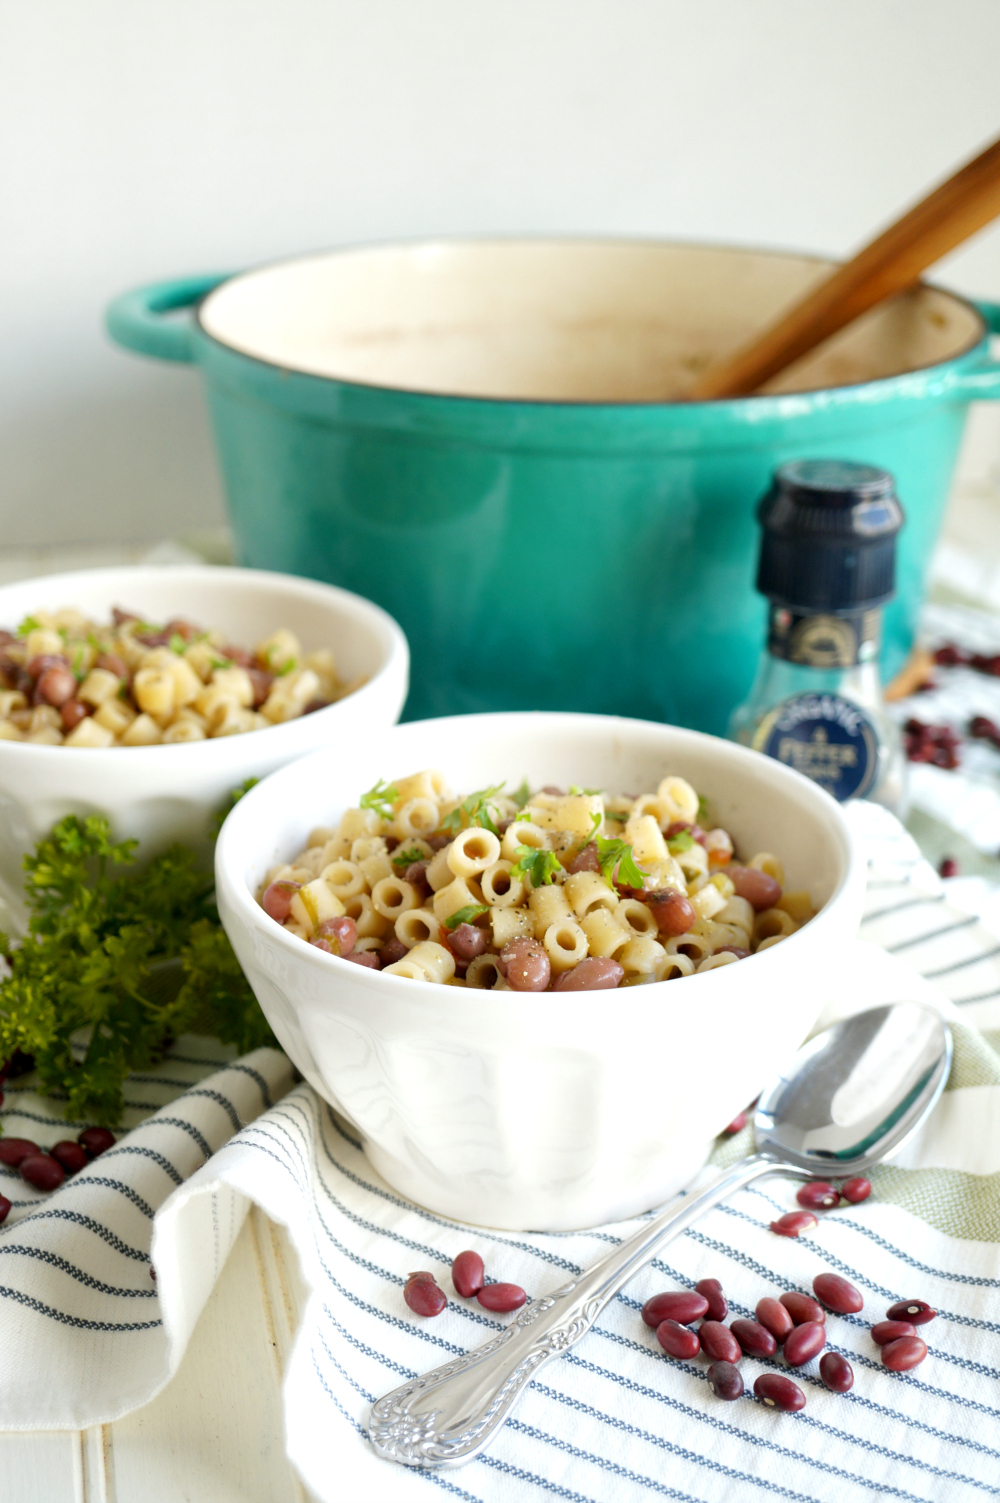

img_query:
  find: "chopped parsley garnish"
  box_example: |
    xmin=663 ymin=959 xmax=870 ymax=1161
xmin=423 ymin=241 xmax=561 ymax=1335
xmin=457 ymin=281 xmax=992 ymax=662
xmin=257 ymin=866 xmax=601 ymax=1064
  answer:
xmin=276 ymin=658 xmax=297 ymax=677
xmin=359 ymin=778 xmax=399 ymax=821
xmin=510 ymin=846 xmax=562 ymax=888
xmin=594 ymin=836 xmax=645 ymax=889
xmin=209 ymin=656 xmax=233 ymax=671
xmin=443 ymin=904 xmax=489 ymax=930
xmin=168 ymin=634 xmax=188 ymax=655
xmin=440 ymin=783 xmax=505 ymax=838
xmin=667 ymin=829 xmax=696 ymax=854
xmin=16 ymin=615 xmax=41 ymax=637
xmin=391 ymin=845 xmax=425 ymax=872
xmin=697 ymin=796 xmax=710 ymax=823
xmin=511 ymin=778 xmax=532 ymax=810
xmin=71 ymin=647 xmax=86 ymax=681
xmin=568 ymin=785 xmax=602 ymax=796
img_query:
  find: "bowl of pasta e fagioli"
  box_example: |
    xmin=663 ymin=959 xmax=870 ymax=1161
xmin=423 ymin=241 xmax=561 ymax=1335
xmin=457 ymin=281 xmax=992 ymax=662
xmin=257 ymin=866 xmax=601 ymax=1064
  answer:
xmin=216 ymin=711 xmax=865 ymax=1231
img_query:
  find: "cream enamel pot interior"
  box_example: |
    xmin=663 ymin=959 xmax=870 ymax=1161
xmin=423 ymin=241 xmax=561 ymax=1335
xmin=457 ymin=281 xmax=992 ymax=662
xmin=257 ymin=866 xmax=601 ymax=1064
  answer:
xmin=215 ymin=711 xmax=865 ymax=1231
xmin=0 ymin=566 xmax=408 ymax=931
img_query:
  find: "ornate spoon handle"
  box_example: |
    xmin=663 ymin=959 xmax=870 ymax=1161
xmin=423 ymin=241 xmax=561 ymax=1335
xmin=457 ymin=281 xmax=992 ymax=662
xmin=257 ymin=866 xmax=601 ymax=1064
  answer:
xmin=368 ymin=1152 xmax=777 ymax=1467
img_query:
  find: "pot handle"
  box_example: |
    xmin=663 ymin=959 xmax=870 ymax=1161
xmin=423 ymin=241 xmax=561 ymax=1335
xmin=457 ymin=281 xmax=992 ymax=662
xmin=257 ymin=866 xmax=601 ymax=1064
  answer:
xmin=950 ymin=300 xmax=1000 ymax=399
xmin=104 ymin=274 xmax=229 ymax=363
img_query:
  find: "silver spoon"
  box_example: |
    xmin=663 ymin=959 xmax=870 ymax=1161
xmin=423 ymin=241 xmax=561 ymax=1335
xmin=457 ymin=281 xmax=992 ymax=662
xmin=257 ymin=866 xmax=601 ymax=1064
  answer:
xmin=368 ymin=1000 xmax=951 ymax=1468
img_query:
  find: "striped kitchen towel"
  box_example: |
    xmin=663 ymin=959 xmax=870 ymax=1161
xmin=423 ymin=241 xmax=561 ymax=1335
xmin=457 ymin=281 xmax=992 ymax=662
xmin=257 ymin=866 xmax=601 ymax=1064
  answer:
xmin=3 ymin=800 xmax=1000 ymax=1503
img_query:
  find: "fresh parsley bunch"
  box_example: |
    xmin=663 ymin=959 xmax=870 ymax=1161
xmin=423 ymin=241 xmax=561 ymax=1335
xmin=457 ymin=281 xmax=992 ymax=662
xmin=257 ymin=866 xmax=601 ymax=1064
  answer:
xmin=0 ymin=787 xmax=274 ymax=1127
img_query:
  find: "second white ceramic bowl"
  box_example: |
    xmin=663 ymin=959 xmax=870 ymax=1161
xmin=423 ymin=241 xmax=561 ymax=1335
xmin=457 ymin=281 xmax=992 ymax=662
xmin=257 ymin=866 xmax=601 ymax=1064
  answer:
xmin=0 ymin=565 xmax=408 ymax=928
xmin=217 ymin=712 xmax=865 ymax=1231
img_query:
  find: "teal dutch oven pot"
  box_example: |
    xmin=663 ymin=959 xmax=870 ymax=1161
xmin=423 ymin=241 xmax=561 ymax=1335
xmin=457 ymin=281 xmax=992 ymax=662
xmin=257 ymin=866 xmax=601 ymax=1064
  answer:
xmin=106 ymin=240 xmax=1000 ymax=733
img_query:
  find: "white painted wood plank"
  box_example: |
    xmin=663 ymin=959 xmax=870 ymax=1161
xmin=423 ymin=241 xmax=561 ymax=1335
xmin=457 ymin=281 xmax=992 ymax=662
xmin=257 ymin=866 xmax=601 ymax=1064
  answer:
xmin=108 ymin=1212 xmax=301 ymax=1503
xmin=0 ymin=1430 xmax=78 ymax=1503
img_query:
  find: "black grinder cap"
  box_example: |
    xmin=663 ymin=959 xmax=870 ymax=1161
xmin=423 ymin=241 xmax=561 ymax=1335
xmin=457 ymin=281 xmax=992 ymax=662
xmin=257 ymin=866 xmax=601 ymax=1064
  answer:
xmin=756 ymin=459 xmax=904 ymax=612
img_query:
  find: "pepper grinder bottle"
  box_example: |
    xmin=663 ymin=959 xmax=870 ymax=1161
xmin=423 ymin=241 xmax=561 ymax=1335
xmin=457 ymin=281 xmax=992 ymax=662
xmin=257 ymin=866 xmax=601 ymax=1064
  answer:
xmin=728 ymin=459 xmax=907 ymax=814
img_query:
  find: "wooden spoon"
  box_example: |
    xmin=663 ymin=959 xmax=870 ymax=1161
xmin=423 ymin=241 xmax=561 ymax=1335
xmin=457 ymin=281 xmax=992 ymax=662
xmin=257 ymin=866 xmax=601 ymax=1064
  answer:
xmin=688 ymin=133 xmax=1000 ymax=401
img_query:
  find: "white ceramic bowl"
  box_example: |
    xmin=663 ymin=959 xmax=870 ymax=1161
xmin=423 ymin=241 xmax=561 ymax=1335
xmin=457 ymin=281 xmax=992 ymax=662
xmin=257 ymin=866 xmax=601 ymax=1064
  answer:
xmin=0 ymin=565 xmax=408 ymax=928
xmin=216 ymin=712 xmax=865 ymax=1231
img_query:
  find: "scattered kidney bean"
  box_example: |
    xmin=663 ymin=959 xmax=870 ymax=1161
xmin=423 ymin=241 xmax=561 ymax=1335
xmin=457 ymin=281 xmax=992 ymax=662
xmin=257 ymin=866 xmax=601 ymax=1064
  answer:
xmin=871 ymin=1320 xmax=916 ymax=1346
xmin=756 ymin=1297 xmax=795 ymax=1343
xmin=728 ymin=866 xmax=782 ymax=911
xmin=477 ymin=1283 xmax=527 ymax=1313
xmin=819 ymin=1352 xmax=854 ymax=1392
xmin=262 ymin=880 xmax=301 ymax=923
xmin=840 ymin=1177 xmax=871 ymax=1204
xmin=36 ymin=665 xmax=77 ymax=707
xmin=716 ymin=946 xmax=751 ymax=959
xmin=783 ymin=1321 xmax=826 ymax=1367
xmin=50 ymin=1141 xmax=89 ymax=1174
xmin=451 ymin=1250 xmax=486 ymax=1298
xmin=723 ymin=1111 xmax=747 ymax=1134
xmin=770 ymin=1211 xmax=817 ymax=1238
xmin=698 ymin=1321 xmax=742 ymax=1364
xmin=567 ymin=842 xmax=601 ymax=875
xmin=344 ymin=950 xmax=381 ymax=968
xmin=379 ymin=938 xmax=408 ymax=967
xmin=60 ymin=699 xmax=89 ymax=732
xmin=796 ymin=1183 xmax=841 ymax=1211
xmin=20 ymin=1153 xmax=65 ymax=1191
xmin=27 ymin=653 xmax=70 ymax=679
xmin=77 ymin=1127 xmax=116 ymax=1158
xmin=96 ymin=652 xmax=130 ymax=680
xmin=641 ymin=1291 xmax=709 ymax=1327
xmin=754 ymin=1373 xmax=806 ymax=1412
xmin=404 ymin=1272 xmax=447 ymax=1317
xmin=450 ymin=923 xmax=487 ymax=960
xmin=779 ymin=1292 xmax=825 ymax=1326
xmin=553 ymin=957 xmax=624 ymax=991
xmin=707 ymin=1361 xmax=744 ymax=1400
xmin=885 ymin=1300 xmax=937 ymax=1326
xmin=247 ymin=666 xmax=273 ymax=707
xmin=939 ymin=857 xmax=960 ymax=879
xmin=313 ymin=916 xmax=357 ymax=956
xmin=730 ymin=1318 xmax=777 ymax=1359
xmin=0 ymin=1194 xmax=10 ymax=1224
xmin=881 ymin=1335 xmax=928 ymax=1371
xmin=812 ymin=1273 xmax=863 ymax=1315
xmin=645 ymin=889 xmax=697 ymax=937
xmin=0 ymin=1137 xmax=39 ymax=1167
xmin=499 ymin=937 xmax=551 ymax=992
xmin=695 ymin=1278 xmax=727 ymax=1322
xmin=656 ymin=1320 xmax=701 ymax=1359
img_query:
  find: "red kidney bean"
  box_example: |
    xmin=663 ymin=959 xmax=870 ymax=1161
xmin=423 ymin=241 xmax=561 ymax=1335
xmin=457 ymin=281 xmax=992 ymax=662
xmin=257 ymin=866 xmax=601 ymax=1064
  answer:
xmin=221 ymin=644 xmax=255 ymax=668
xmin=645 ymin=889 xmax=697 ymax=937
xmin=695 ymin=1278 xmax=727 ymax=1322
xmin=770 ymin=1211 xmax=817 ymax=1238
xmin=403 ymin=858 xmax=431 ymax=892
xmin=112 ymin=607 xmax=140 ymax=626
xmin=812 ymin=1272 xmax=863 ymax=1315
xmin=404 ymin=1272 xmax=446 ymax=1317
xmin=26 ymin=653 xmax=70 ymax=679
xmin=656 ymin=1320 xmax=701 ymax=1359
xmin=699 ymin=1321 xmax=742 ymax=1364
xmin=96 ymin=652 xmax=130 ymax=680
xmin=499 ymin=937 xmax=551 ymax=992
xmin=728 ymin=866 xmax=782 ymax=911
xmin=756 ymin=1297 xmax=795 ymax=1344
xmin=731 ymin=1318 xmax=777 ymax=1359
xmin=717 ymin=946 xmax=751 ymax=959
xmin=136 ymin=630 xmax=171 ymax=647
xmin=312 ymin=916 xmax=357 ymax=956
xmin=165 ymin=618 xmax=199 ymax=642
xmin=77 ymin=1127 xmax=116 ymax=1158
xmin=665 ymin=820 xmax=707 ymax=848
xmin=247 ymin=667 xmax=274 ymax=707
xmin=871 ymin=1320 xmax=916 ymax=1346
xmin=779 ymin=1292 xmax=825 ymax=1326
xmin=796 ymin=1182 xmax=841 ymax=1211
xmin=886 ymin=1299 xmax=937 ymax=1325
xmin=0 ymin=1194 xmax=10 ymax=1224
xmin=477 ymin=1283 xmax=527 ymax=1313
xmin=344 ymin=950 xmax=381 ymax=968
xmin=840 ymin=1177 xmax=872 ymax=1204
xmin=36 ymin=664 xmax=77 ymax=707
xmin=723 ymin=1111 xmax=747 ymax=1134
xmin=0 ymin=1137 xmax=39 ymax=1167
xmin=451 ymin=1250 xmax=485 ymax=1298
xmin=20 ymin=1153 xmax=65 ymax=1191
xmin=50 ymin=1141 xmax=89 ymax=1174
xmin=881 ymin=1335 xmax=928 ymax=1371
xmin=0 ymin=630 xmax=15 ymax=646
xmin=783 ymin=1321 xmax=826 ymax=1367
xmin=754 ymin=1373 xmax=806 ymax=1412
xmin=450 ymin=923 xmax=487 ymax=960
xmin=553 ymin=957 xmax=624 ymax=991
xmin=641 ymin=1291 xmax=709 ymax=1328
xmin=302 ymin=698 xmax=330 ymax=716
xmin=60 ymin=699 xmax=89 ymax=732
xmin=262 ymin=880 xmax=301 ymax=923
xmin=379 ymin=938 xmax=408 ymax=967
xmin=567 ymin=842 xmax=601 ymax=875
xmin=707 ymin=1360 xmax=744 ymax=1400
xmin=819 ymin=1352 xmax=854 ymax=1392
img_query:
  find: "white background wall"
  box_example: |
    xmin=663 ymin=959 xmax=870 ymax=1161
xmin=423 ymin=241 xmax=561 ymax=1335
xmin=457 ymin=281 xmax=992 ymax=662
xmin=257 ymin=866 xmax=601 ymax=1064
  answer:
xmin=4 ymin=0 xmax=1000 ymax=548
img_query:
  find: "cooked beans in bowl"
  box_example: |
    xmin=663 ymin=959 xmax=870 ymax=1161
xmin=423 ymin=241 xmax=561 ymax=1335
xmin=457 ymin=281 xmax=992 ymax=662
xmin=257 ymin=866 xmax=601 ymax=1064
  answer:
xmin=259 ymin=771 xmax=817 ymax=988
xmin=0 ymin=608 xmax=358 ymax=746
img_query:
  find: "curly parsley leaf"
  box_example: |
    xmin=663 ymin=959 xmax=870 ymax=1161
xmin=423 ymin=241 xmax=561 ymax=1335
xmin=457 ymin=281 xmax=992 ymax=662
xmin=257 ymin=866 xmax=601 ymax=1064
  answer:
xmin=594 ymin=836 xmax=645 ymax=890
xmin=442 ymin=904 xmax=489 ymax=930
xmin=439 ymin=784 xmax=505 ymax=838
xmin=667 ymin=829 xmax=696 ymax=854
xmin=697 ymin=796 xmax=710 ymax=823
xmin=510 ymin=846 xmax=562 ymax=888
xmin=391 ymin=845 xmax=425 ymax=872
xmin=359 ymin=778 xmax=399 ymax=821
xmin=568 ymin=785 xmax=602 ymax=796
xmin=511 ymin=778 xmax=532 ymax=810
xmin=16 ymin=615 xmax=41 ymax=637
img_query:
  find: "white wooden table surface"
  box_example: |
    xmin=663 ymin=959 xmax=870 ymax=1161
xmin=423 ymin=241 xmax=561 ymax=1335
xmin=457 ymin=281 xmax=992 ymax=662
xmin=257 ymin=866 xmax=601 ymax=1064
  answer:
xmin=0 ymin=1208 xmax=316 ymax=1503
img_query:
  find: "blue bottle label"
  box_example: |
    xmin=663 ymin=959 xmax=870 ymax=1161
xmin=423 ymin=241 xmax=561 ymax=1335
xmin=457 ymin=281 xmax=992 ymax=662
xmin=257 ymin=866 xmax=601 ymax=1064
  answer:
xmin=752 ymin=693 xmax=879 ymax=800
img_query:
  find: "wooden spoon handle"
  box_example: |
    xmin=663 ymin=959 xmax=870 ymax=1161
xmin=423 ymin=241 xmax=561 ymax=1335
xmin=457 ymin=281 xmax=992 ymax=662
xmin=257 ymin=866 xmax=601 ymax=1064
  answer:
xmin=689 ymin=134 xmax=1000 ymax=401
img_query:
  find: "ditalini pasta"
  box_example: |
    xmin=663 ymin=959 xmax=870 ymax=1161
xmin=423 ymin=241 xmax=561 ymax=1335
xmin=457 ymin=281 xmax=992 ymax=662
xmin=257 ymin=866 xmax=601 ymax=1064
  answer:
xmin=0 ymin=608 xmax=359 ymax=746
xmin=259 ymin=773 xmax=818 ymax=990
